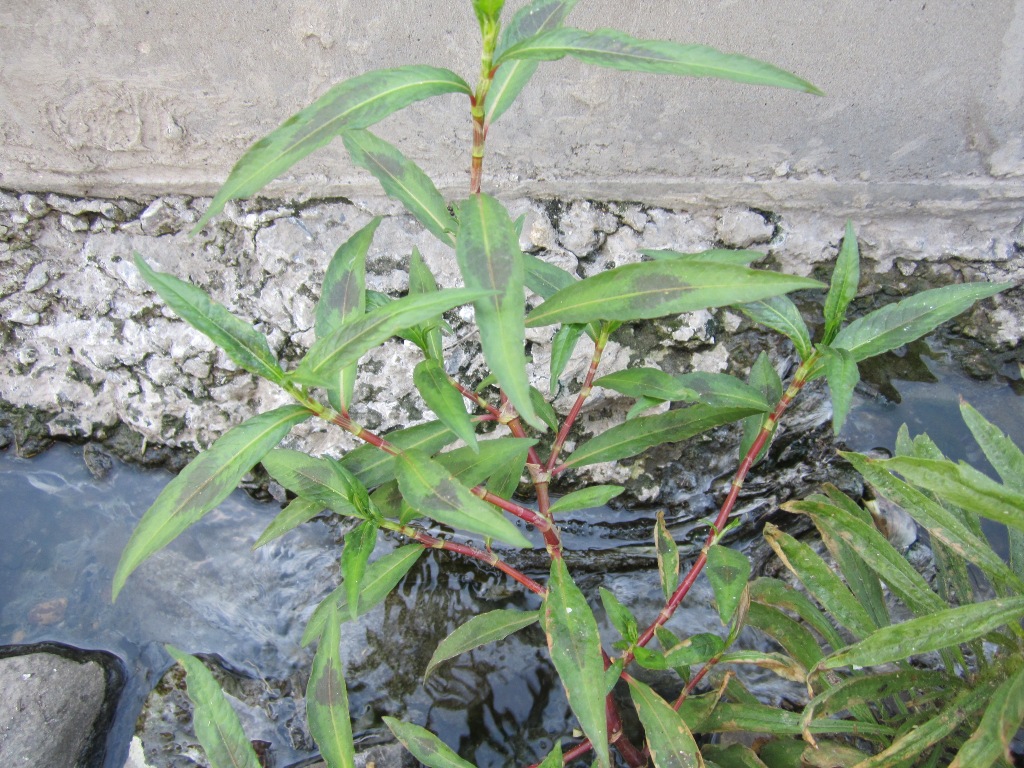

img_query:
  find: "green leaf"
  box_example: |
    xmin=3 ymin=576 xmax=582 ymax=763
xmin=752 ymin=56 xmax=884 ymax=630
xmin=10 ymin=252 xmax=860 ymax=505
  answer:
xmin=701 ymin=743 xmax=770 ymax=768
xmin=341 ymin=520 xmax=379 ymax=622
xmin=408 ymin=249 xmax=446 ymax=361
xmin=456 ymin=194 xmax=541 ymax=429
xmin=414 ymin=359 xmax=478 ymax=451
xmin=487 ymin=0 xmax=578 ymax=125
xmin=536 ymin=742 xmax=563 ymax=768
xmin=950 ymin=665 xmax=1024 ymax=768
xmin=763 ymin=523 xmax=875 ymax=639
xmin=655 ymin=511 xmax=680 ymax=602
xmin=626 ymin=676 xmax=701 ymax=768
xmin=526 ymin=260 xmax=824 ymax=326
xmin=481 ymin=445 xmax=528 ymax=500
xmin=818 ymin=596 xmax=1024 ymax=671
xmin=674 ymin=372 xmax=771 ymax=412
xmin=642 ymin=248 xmax=763 ymax=266
xmin=531 ymin=386 xmax=560 ymax=432
xmin=383 ymin=718 xmax=477 ymax=768
xmin=165 ymin=646 xmax=262 ymax=768
xmin=707 ymin=545 xmax=751 ymax=625
xmin=821 ymin=222 xmax=860 ymax=345
xmin=626 ymin=395 xmax=665 ymax=420
xmin=262 ymin=449 xmax=369 ymax=518
xmin=340 ymin=421 xmax=457 ymax=489
xmin=343 ymin=130 xmax=454 ymax=246
xmin=495 ymin=27 xmax=821 ymax=94
xmin=424 ymin=609 xmax=540 ymax=678
xmin=739 ymin=295 xmax=813 ymax=362
xmin=802 ymin=668 xmax=953 ymax=724
xmin=395 ymin=450 xmax=530 ymax=547
xmin=565 ymin=404 xmax=762 ymax=468
xmin=253 ymin=497 xmax=323 ymax=549
xmin=799 ymin=742 xmax=871 ymax=768
xmin=134 ymin=253 xmax=284 ymax=385
xmin=292 ymin=288 xmax=490 ymax=390
xmin=662 ymin=633 xmax=725 ymax=667
xmin=302 ymin=544 xmax=424 ymax=645
xmin=599 ymin=587 xmax=638 ymax=644
xmin=690 ymin=700 xmax=892 ymax=739
xmin=748 ymin=577 xmax=846 ymax=652
xmin=830 ymin=281 xmax=1012 ymax=362
xmin=544 ymin=558 xmax=609 ymax=768
xmin=523 ymin=251 xmax=576 ymax=298
xmin=435 ymin=438 xmax=537 ymax=491
xmin=819 ymin=345 xmax=859 ymax=435
xmin=745 ymin=603 xmax=823 ymax=671
xmin=717 ymin=651 xmax=807 ymax=683
xmin=549 ymin=485 xmax=624 ymax=515
xmin=306 ymin=602 xmax=356 ymax=768
xmin=738 ymin=352 xmax=782 ymax=465
xmin=549 ymin=322 xmax=587 ymax=393
xmin=193 ymin=66 xmax=472 ymax=231
xmin=594 ymin=368 xmax=698 ymax=403
xmin=114 ymin=405 xmax=310 ymax=599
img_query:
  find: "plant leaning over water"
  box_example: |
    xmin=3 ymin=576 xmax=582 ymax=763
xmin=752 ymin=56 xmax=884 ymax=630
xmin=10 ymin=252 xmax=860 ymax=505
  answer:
xmin=111 ymin=1 xmax=1018 ymax=766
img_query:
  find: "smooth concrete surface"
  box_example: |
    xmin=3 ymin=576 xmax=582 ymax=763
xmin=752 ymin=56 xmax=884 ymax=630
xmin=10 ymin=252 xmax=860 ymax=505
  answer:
xmin=2 ymin=1 xmax=1023 ymax=212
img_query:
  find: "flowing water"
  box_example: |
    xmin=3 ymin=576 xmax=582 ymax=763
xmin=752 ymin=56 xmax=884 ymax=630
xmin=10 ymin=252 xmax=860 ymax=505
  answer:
xmin=1 ymin=336 xmax=1020 ymax=767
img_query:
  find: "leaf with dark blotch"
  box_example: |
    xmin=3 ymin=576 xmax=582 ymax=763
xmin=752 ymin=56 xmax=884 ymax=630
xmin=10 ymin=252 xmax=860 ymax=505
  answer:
xmin=707 ymin=545 xmax=751 ymax=625
xmin=341 ymin=520 xmax=379 ymax=622
xmin=396 ymin=450 xmax=531 ymax=547
xmin=822 ymin=221 xmax=860 ymax=345
xmin=302 ymin=544 xmax=424 ymax=645
xmin=495 ymin=27 xmax=821 ymax=94
xmin=526 ymin=259 xmax=824 ymax=326
xmin=565 ymin=404 xmax=761 ymax=468
xmin=134 ymin=254 xmax=284 ymax=385
xmin=544 ymin=559 xmax=609 ymax=768
xmin=114 ymin=405 xmax=310 ymax=600
xmin=340 ymin=421 xmax=456 ymax=490
xmin=434 ymin=438 xmax=537 ymax=489
xmin=343 ymin=130 xmax=454 ymax=246
xmin=414 ymin=359 xmax=478 ymax=452
xmin=739 ymin=295 xmax=813 ymax=362
xmin=165 ymin=646 xmax=262 ymax=768
xmin=818 ymin=596 xmax=1024 ymax=672
xmin=739 ymin=352 xmax=782 ymax=465
xmin=193 ymin=66 xmax=472 ymax=231
xmin=949 ymin=665 xmax=1024 ymax=768
xmin=383 ymin=718 xmax=477 ymax=768
xmin=456 ymin=194 xmax=541 ymax=429
xmin=626 ymin=676 xmax=702 ymax=768
xmin=830 ymin=281 xmax=1013 ymax=363
xmin=820 ymin=345 xmax=859 ymax=435
xmin=655 ymin=511 xmax=680 ymax=602
xmin=424 ymin=609 xmax=540 ymax=678
xmin=292 ymin=288 xmax=491 ymax=390
xmin=594 ymin=367 xmax=698 ymax=402
xmin=548 ymin=485 xmax=624 ymax=515
xmin=253 ymin=497 xmax=323 ymax=550
xmin=487 ymin=0 xmax=578 ymax=124
xmin=262 ymin=449 xmax=369 ymax=518
xmin=306 ymin=602 xmax=356 ymax=768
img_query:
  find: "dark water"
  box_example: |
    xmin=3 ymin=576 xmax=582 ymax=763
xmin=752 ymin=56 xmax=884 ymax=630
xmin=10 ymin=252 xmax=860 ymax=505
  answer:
xmin=1 ymin=337 xmax=1020 ymax=767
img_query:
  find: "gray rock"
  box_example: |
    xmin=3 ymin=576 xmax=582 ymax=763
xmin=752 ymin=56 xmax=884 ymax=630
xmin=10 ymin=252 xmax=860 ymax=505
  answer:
xmin=0 ymin=644 xmax=125 ymax=768
xmin=139 ymin=198 xmax=196 ymax=236
xmin=20 ymin=194 xmax=50 ymax=219
xmin=715 ymin=208 xmax=774 ymax=248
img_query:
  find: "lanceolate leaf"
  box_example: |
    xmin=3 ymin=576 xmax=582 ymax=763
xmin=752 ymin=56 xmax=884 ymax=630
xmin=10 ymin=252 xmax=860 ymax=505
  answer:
xmin=435 ymin=438 xmax=538 ymax=489
xmin=383 ymin=718 xmax=476 ymax=768
xmin=341 ymin=520 xmax=379 ymax=621
xmin=395 ymin=450 xmax=531 ymax=547
xmin=655 ymin=511 xmax=680 ymax=602
xmin=817 ymin=596 xmax=1024 ymax=672
xmin=748 ymin=577 xmax=846 ymax=652
xmin=424 ymin=609 xmax=540 ymax=678
xmin=739 ymin=352 xmax=782 ymax=465
xmin=594 ymin=368 xmax=698 ymax=403
xmin=599 ymin=587 xmax=638 ymax=643
xmin=487 ymin=0 xmax=578 ymax=125
xmin=549 ymin=322 xmax=587 ymax=393
xmin=820 ymin=345 xmax=859 ymax=435
xmin=114 ymin=405 xmax=310 ymax=599
xmin=343 ymin=130 xmax=455 ymax=246
xmin=409 ymin=248 xmax=446 ymax=361
xmin=456 ymin=194 xmax=541 ymax=429
xmin=830 ymin=281 xmax=1012 ymax=363
xmin=548 ymin=485 xmax=624 ymax=515
xmin=739 ymin=295 xmax=813 ymax=362
xmin=253 ymin=497 xmax=323 ymax=549
xmin=523 ymin=252 xmax=576 ymax=298
xmin=745 ymin=602 xmax=823 ymax=671
xmin=495 ymin=27 xmax=821 ymax=94
xmin=949 ymin=665 xmax=1024 ymax=768
xmin=821 ymin=221 xmax=860 ymax=345
xmin=165 ymin=646 xmax=261 ymax=768
xmin=706 ymin=545 xmax=751 ymax=625
xmin=262 ymin=449 xmax=369 ymax=518
xmin=414 ymin=359 xmax=478 ymax=451
xmin=544 ymin=558 xmax=609 ymax=768
xmin=626 ymin=676 xmax=702 ymax=768
xmin=307 ymin=603 xmax=356 ymax=768
xmin=135 ymin=254 xmax=284 ymax=384
xmin=340 ymin=420 xmax=457 ymax=489
xmin=674 ymin=372 xmax=771 ymax=412
xmin=193 ymin=66 xmax=472 ymax=231
xmin=302 ymin=544 xmax=424 ymax=645
xmin=526 ymin=260 xmax=824 ymax=326
xmin=565 ymin=404 xmax=761 ymax=468
xmin=292 ymin=288 xmax=491 ymax=390
xmin=536 ymin=742 xmax=563 ymax=768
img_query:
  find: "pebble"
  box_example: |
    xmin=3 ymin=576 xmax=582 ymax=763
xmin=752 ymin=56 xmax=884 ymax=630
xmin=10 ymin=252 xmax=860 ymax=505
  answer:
xmin=59 ymin=213 xmax=90 ymax=232
xmin=23 ymin=263 xmax=49 ymax=292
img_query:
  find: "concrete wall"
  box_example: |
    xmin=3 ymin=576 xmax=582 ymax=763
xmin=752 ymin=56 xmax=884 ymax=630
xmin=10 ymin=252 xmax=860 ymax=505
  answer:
xmin=3 ymin=1 xmax=1023 ymax=212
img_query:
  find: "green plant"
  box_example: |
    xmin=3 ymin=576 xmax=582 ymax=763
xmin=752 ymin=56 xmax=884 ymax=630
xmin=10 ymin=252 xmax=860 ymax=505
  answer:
xmin=111 ymin=1 xmax=1017 ymax=766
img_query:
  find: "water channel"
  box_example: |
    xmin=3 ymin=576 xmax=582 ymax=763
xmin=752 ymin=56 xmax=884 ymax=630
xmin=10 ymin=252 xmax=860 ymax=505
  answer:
xmin=1 ymin=334 xmax=1021 ymax=767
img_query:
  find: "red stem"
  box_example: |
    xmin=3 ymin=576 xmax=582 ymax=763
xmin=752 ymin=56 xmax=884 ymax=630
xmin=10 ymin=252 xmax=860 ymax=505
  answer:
xmin=546 ymin=329 xmax=609 ymax=474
